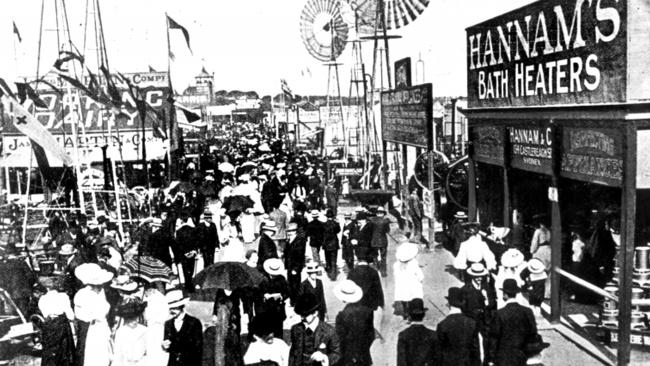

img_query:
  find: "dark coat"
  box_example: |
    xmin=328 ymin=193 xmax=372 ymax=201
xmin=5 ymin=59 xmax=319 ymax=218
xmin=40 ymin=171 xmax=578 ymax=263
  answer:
xmin=257 ymin=233 xmax=279 ymax=272
xmin=164 ymin=314 xmax=204 ymax=366
xmin=299 ymin=279 xmax=327 ymax=320
xmin=289 ymin=321 xmax=341 ymax=366
xmin=196 ymin=222 xmax=218 ymax=254
xmin=397 ymin=324 xmax=439 ymax=366
xmin=488 ymin=302 xmax=538 ymax=366
xmin=323 ymin=219 xmax=341 ymax=251
xmin=285 ymin=231 xmax=308 ymax=272
xmin=347 ymin=264 xmax=384 ymax=310
xmin=306 ymin=219 xmax=325 ymax=249
xmin=173 ymin=225 xmax=197 ymax=262
xmin=325 ymin=185 xmax=339 ymax=207
xmin=335 ymin=303 xmax=375 ymax=366
xmin=256 ymin=275 xmax=289 ymax=320
xmin=437 ymin=312 xmax=481 ymax=366
xmin=353 ymin=222 xmax=374 ymax=249
xmin=461 ymin=283 xmax=496 ymax=325
xmin=369 ymin=216 xmax=390 ymax=248
xmin=148 ymin=227 xmax=174 ymax=267
xmin=342 ymin=221 xmax=358 ymax=260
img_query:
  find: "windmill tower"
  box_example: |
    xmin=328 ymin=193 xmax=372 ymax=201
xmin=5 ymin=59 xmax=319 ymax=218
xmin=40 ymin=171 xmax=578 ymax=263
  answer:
xmin=300 ymin=0 xmax=350 ymax=157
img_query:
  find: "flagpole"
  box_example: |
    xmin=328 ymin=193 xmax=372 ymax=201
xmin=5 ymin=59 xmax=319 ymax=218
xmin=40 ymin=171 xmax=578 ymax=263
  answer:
xmin=165 ymin=13 xmax=175 ymax=181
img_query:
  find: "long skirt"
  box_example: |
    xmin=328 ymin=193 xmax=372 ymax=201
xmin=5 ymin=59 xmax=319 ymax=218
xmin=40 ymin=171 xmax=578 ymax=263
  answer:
xmin=42 ymin=315 xmax=76 ymax=366
xmin=146 ymin=322 xmax=169 ymax=365
xmin=83 ymin=320 xmax=111 ymax=366
xmin=240 ymin=213 xmax=256 ymax=244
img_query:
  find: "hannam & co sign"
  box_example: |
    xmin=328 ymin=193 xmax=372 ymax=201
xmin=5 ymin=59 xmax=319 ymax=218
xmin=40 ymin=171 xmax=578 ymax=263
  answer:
xmin=466 ymin=0 xmax=626 ymax=108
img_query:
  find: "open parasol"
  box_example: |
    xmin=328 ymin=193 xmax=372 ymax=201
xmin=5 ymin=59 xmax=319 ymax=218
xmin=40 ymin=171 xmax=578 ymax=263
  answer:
xmin=193 ymin=261 xmax=266 ymax=291
xmin=222 ymin=195 xmax=255 ymax=218
xmin=122 ymin=255 xmax=173 ymax=283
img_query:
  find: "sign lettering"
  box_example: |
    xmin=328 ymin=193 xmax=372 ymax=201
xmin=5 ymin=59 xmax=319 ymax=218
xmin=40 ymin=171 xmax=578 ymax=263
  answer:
xmin=381 ymin=84 xmax=433 ymax=148
xmin=560 ymin=127 xmax=622 ymax=186
xmin=467 ymin=0 xmax=626 ymax=108
xmin=508 ymin=123 xmax=553 ymax=174
xmin=471 ymin=125 xmax=504 ymax=165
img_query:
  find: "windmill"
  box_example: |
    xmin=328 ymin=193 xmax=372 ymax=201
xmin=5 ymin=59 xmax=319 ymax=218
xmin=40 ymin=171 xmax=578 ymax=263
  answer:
xmin=300 ymin=0 xmax=349 ymax=157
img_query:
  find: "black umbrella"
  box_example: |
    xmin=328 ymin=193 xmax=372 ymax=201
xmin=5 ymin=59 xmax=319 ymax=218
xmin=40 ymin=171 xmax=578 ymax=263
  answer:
xmin=193 ymin=261 xmax=266 ymax=290
xmin=222 ymin=195 xmax=254 ymax=217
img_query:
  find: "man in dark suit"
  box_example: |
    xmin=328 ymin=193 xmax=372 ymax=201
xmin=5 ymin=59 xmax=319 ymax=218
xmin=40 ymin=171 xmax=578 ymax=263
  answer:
xmin=397 ymin=298 xmax=440 ymax=366
xmin=286 ymin=223 xmax=308 ymax=305
xmin=289 ymin=293 xmax=342 ymax=366
xmin=299 ymin=260 xmax=327 ymax=321
xmin=322 ymin=209 xmax=341 ymax=281
xmin=488 ymin=279 xmax=538 ymax=366
xmin=341 ymin=213 xmax=358 ymax=272
xmin=335 ymin=280 xmax=375 ymax=366
xmin=369 ymin=206 xmax=391 ymax=277
xmin=197 ymin=209 xmax=218 ymax=266
xmin=437 ymin=287 xmax=481 ymax=366
xmin=305 ymin=210 xmax=325 ymax=265
xmin=257 ymin=221 xmax=279 ymax=272
xmin=173 ymin=213 xmax=198 ymax=292
xmin=353 ymin=212 xmax=374 ymax=251
xmin=163 ymin=290 xmax=203 ymax=366
xmin=347 ymin=246 xmax=384 ymax=311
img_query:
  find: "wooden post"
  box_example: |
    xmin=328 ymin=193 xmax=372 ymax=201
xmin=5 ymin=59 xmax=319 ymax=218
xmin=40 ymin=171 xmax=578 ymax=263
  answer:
xmin=618 ymin=122 xmax=637 ymax=366
xmin=467 ymin=140 xmax=477 ymax=222
xmin=382 ymin=140 xmax=389 ymax=189
xmin=502 ymin=127 xmax=511 ymax=227
xmin=550 ymin=121 xmax=562 ymax=324
xmin=402 ymin=145 xmax=408 ymax=191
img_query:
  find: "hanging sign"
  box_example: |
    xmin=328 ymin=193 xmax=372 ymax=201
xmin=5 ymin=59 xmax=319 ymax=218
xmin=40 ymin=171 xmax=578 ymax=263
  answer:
xmin=560 ymin=127 xmax=623 ymax=186
xmin=394 ymin=57 xmax=412 ymax=89
xmin=508 ymin=123 xmax=553 ymax=174
xmin=381 ymin=83 xmax=433 ymax=148
xmin=466 ymin=0 xmax=627 ymax=108
xmin=471 ymin=125 xmax=504 ymax=165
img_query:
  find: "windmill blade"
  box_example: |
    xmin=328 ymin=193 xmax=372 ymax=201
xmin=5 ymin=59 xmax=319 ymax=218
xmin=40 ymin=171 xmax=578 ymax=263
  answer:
xmin=347 ymin=0 xmax=429 ymax=33
xmin=300 ymin=0 xmax=350 ymax=62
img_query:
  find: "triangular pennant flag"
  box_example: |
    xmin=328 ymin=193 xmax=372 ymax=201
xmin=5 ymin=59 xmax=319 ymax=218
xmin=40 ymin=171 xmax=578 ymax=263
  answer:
xmin=148 ymin=65 xmax=157 ymax=72
xmin=167 ymin=15 xmax=192 ymax=53
xmin=175 ymin=103 xmax=201 ymax=123
xmin=13 ymin=21 xmax=22 ymax=43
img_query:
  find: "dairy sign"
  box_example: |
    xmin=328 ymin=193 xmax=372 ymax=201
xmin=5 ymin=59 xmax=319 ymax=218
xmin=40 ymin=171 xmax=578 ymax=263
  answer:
xmin=508 ymin=124 xmax=553 ymax=174
xmin=466 ymin=0 xmax=626 ymax=108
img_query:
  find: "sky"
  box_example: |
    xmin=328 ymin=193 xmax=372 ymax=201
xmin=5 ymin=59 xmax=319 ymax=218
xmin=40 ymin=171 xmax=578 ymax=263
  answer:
xmin=0 ymin=0 xmax=537 ymax=97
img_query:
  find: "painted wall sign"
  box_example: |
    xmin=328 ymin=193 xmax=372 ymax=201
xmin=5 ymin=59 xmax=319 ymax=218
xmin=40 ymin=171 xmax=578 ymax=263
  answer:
xmin=466 ymin=0 xmax=627 ymax=108
xmin=381 ymin=83 xmax=433 ymax=148
xmin=637 ymin=129 xmax=650 ymax=188
xmin=508 ymin=123 xmax=553 ymax=174
xmin=560 ymin=127 xmax=622 ymax=186
xmin=471 ymin=125 xmax=504 ymax=165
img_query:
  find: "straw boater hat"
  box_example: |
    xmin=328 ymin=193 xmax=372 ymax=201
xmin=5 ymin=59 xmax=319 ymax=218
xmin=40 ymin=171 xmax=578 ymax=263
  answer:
xmin=305 ymin=260 xmax=320 ymax=274
xmin=454 ymin=211 xmax=468 ymax=219
xmin=261 ymin=220 xmax=277 ymax=232
xmin=501 ymin=248 xmax=525 ymax=268
xmin=58 ymin=243 xmax=77 ymax=256
xmin=376 ymin=206 xmax=386 ymax=214
xmin=527 ymin=258 xmax=548 ymax=281
xmin=466 ymin=262 xmax=489 ymax=277
xmin=334 ymin=280 xmax=363 ymax=303
xmin=395 ymin=242 xmax=419 ymax=262
xmin=74 ymin=263 xmax=114 ymax=285
xmin=110 ymin=275 xmax=139 ymax=293
xmin=263 ymin=258 xmax=285 ymax=276
xmin=310 ymin=210 xmax=320 ymax=218
xmin=286 ymin=223 xmax=298 ymax=233
xmin=166 ymin=289 xmax=189 ymax=308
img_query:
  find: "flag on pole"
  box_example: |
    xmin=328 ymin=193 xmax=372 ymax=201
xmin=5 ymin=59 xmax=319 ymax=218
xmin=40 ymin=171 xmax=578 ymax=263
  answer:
xmin=281 ymin=79 xmax=293 ymax=101
xmin=13 ymin=21 xmax=22 ymax=42
xmin=0 ymin=81 xmax=72 ymax=166
xmin=167 ymin=15 xmax=192 ymax=53
xmin=149 ymin=65 xmax=157 ymax=72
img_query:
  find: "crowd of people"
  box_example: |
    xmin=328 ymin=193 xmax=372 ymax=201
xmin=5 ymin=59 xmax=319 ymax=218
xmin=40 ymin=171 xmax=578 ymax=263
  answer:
xmin=0 ymin=121 xmax=559 ymax=366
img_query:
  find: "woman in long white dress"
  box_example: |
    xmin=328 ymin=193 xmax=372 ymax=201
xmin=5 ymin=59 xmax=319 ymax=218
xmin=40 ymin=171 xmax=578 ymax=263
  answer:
xmin=143 ymin=286 xmax=169 ymax=365
xmin=112 ymin=301 xmax=149 ymax=366
xmin=73 ymin=263 xmax=114 ymax=366
xmin=393 ymin=243 xmax=424 ymax=317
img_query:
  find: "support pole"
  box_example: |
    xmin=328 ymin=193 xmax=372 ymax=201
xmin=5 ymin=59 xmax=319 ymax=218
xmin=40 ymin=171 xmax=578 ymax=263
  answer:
xmin=382 ymin=140 xmax=388 ymax=189
xmin=428 ymin=149 xmax=436 ymax=245
xmin=467 ymin=142 xmax=477 ymax=222
xmin=550 ymin=121 xmax=562 ymax=324
xmin=618 ymin=122 xmax=637 ymax=366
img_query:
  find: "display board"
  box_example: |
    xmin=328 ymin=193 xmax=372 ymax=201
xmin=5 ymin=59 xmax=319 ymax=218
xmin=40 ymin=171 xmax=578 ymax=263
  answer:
xmin=381 ymin=83 xmax=433 ymax=148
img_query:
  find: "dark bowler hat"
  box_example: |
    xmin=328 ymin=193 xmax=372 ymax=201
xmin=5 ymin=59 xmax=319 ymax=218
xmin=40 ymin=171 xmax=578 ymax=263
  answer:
xmin=446 ymin=287 xmax=465 ymax=308
xmin=501 ymin=278 xmax=521 ymax=296
xmin=294 ymin=292 xmax=320 ymax=316
xmin=407 ymin=298 xmax=428 ymax=315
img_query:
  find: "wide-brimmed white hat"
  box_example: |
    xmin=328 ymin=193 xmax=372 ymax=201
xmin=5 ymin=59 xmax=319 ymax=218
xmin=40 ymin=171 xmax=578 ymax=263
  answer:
xmin=58 ymin=244 xmax=77 ymax=256
xmin=75 ymin=263 xmax=114 ymax=285
xmin=263 ymin=258 xmax=285 ymax=276
xmin=395 ymin=243 xmax=419 ymax=262
xmin=528 ymin=258 xmax=546 ymax=274
xmin=334 ymin=280 xmax=363 ymax=303
xmin=454 ymin=211 xmax=468 ymax=219
xmin=501 ymin=248 xmax=525 ymax=268
xmin=166 ymin=289 xmax=189 ymax=308
xmin=467 ymin=262 xmax=489 ymax=277
xmin=110 ymin=274 xmax=139 ymax=292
